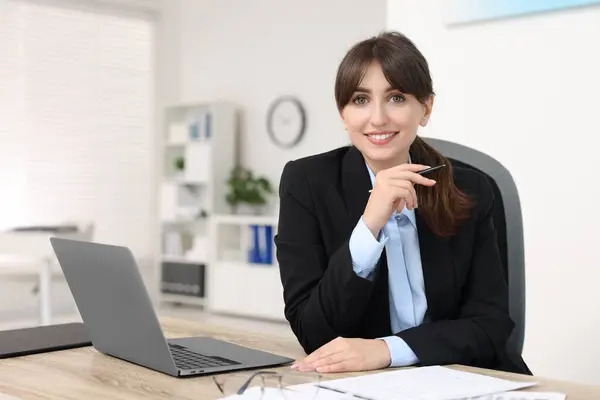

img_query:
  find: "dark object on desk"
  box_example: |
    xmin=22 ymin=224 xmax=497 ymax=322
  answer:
xmin=0 ymin=322 xmax=91 ymax=359
xmin=11 ymin=225 xmax=79 ymax=233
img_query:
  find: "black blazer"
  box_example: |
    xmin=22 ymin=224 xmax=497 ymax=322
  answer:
xmin=275 ymin=145 xmax=531 ymax=375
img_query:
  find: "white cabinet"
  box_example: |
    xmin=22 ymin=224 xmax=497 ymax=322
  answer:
xmin=207 ymin=214 xmax=285 ymax=321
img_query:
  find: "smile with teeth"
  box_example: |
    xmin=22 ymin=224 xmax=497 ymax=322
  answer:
xmin=365 ymin=131 xmax=399 ymax=145
xmin=371 ymin=133 xmax=395 ymax=140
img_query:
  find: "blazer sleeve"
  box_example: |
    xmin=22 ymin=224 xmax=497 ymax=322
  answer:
xmin=275 ymin=160 xmax=379 ymax=354
xmin=395 ymin=173 xmax=514 ymax=369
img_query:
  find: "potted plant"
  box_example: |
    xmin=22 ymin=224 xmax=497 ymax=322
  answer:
xmin=225 ymin=166 xmax=274 ymax=215
xmin=173 ymin=156 xmax=185 ymax=177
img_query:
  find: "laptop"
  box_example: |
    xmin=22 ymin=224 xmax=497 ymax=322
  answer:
xmin=50 ymin=237 xmax=294 ymax=377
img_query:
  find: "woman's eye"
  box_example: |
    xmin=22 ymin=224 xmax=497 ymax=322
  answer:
xmin=390 ymin=94 xmax=405 ymax=103
xmin=352 ymin=96 xmax=368 ymax=105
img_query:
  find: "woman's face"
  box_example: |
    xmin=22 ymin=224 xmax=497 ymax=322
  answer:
xmin=341 ymin=62 xmax=433 ymax=170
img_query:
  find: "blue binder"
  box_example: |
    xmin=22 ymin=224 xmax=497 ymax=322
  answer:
xmin=248 ymin=224 xmax=274 ymax=265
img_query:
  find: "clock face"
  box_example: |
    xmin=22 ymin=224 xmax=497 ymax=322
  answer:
xmin=267 ymin=96 xmax=306 ymax=148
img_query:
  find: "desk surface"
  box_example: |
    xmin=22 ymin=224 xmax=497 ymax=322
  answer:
xmin=0 ymin=317 xmax=598 ymax=399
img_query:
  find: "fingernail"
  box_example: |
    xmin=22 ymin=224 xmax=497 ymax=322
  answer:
xmin=291 ymin=363 xmax=298 ymax=370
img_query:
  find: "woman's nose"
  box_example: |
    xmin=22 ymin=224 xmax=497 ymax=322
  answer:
xmin=370 ymin=103 xmax=389 ymax=127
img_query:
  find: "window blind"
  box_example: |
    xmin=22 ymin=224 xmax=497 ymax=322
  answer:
xmin=0 ymin=0 xmax=155 ymax=259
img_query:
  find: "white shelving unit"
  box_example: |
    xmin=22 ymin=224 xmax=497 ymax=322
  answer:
xmin=207 ymin=214 xmax=286 ymax=321
xmin=157 ymin=102 xmax=238 ymax=306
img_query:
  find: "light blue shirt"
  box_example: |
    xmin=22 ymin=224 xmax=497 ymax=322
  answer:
xmin=348 ymin=162 xmax=428 ymax=367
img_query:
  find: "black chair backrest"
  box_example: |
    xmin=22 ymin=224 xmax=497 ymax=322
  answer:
xmin=423 ymin=138 xmax=525 ymax=357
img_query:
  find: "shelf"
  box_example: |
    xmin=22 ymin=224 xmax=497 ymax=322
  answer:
xmin=213 ymin=260 xmax=278 ymax=268
xmin=211 ymin=214 xmax=278 ymax=226
xmin=161 ymin=218 xmax=207 ymax=226
xmin=160 ymin=293 xmax=207 ymax=307
xmin=161 ymin=255 xmax=206 ymax=264
xmin=165 ymin=177 xmax=208 ymax=186
xmin=166 ymin=139 xmax=211 ymax=147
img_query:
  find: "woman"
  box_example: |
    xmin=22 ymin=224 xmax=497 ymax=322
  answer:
xmin=274 ymin=31 xmax=530 ymax=375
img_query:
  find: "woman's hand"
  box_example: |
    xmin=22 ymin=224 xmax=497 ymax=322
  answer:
xmin=362 ymin=164 xmax=436 ymax=238
xmin=291 ymin=337 xmax=391 ymax=373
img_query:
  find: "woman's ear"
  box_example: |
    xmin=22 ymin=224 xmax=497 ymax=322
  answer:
xmin=420 ymin=95 xmax=434 ymax=127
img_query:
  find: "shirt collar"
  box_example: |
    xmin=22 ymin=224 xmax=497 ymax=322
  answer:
xmin=365 ymin=155 xmax=417 ymax=228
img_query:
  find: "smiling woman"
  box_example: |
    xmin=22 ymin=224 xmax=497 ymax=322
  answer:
xmin=333 ymin=33 xmax=472 ymax=238
xmin=274 ymin=31 xmax=531 ymax=376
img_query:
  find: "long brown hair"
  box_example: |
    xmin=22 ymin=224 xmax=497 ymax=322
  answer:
xmin=335 ymin=31 xmax=472 ymax=237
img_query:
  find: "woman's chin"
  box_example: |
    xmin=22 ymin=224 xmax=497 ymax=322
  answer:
xmin=361 ymin=146 xmax=402 ymax=163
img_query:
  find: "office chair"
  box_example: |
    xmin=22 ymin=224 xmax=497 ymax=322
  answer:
xmin=423 ymin=137 xmax=526 ymax=357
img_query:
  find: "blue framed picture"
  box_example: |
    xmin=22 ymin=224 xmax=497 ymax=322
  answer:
xmin=443 ymin=0 xmax=600 ymax=25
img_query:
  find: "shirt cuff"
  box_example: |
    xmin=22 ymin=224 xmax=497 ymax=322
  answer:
xmin=379 ymin=336 xmax=419 ymax=367
xmin=349 ymin=217 xmax=387 ymax=279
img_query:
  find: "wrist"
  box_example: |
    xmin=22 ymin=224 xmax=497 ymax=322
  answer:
xmin=362 ymin=214 xmax=383 ymax=238
xmin=377 ymin=339 xmax=392 ymax=368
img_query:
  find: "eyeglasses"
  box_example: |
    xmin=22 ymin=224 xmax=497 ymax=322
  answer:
xmin=211 ymin=371 xmax=379 ymax=399
xmin=211 ymin=371 xmax=310 ymax=399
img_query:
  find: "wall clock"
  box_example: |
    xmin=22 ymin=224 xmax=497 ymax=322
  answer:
xmin=266 ymin=96 xmax=306 ymax=148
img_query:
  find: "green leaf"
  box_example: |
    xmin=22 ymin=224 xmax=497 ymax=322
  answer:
xmin=225 ymin=166 xmax=273 ymax=208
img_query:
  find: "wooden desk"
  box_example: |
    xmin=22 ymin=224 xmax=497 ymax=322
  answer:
xmin=0 ymin=317 xmax=598 ymax=399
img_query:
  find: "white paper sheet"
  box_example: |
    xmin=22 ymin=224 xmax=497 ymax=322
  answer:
xmin=471 ymin=392 xmax=565 ymax=400
xmin=217 ymin=387 xmax=563 ymax=400
xmin=288 ymin=366 xmax=537 ymax=400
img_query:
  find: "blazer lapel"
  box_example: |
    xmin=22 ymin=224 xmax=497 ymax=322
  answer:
xmin=411 ymin=148 xmax=456 ymax=321
xmin=415 ymin=207 xmax=456 ymax=321
xmin=341 ymin=146 xmax=372 ymax=228
xmin=341 ymin=146 xmax=392 ymax=337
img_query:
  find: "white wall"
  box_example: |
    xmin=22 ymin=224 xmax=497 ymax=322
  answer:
xmin=157 ymin=0 xmax=387 ymax=189
xmin=388 ymin=1 xmax=600 ymax=385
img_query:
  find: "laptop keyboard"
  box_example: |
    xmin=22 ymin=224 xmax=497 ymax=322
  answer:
xmin=168 ymin=344 xmax=240 ymax=370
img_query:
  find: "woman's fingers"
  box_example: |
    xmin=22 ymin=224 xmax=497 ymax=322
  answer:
xmin=388 ymin=187 xmax=414 ymax=210
xmin=388 ymin=172 xmax=436 ymax=187
xmin=388 ymin=181 xmax=417 ymax=210
xmin=390 ymin=163 xmax=431 ymax=172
